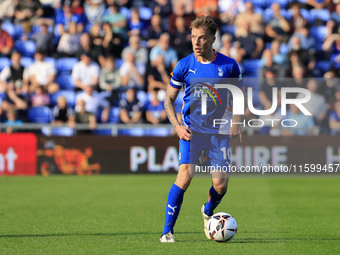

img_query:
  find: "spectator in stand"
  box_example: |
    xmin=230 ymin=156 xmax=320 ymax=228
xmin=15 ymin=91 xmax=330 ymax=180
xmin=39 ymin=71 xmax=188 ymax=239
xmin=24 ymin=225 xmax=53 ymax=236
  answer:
xmin=1 ymin=81 xmax=29 ymax=121
xmin=322 ymin=70 xmax=338 ymax=104
xmin=56 ymin=1 xmax=84 ymax=35
xmin=99 ymin=56 xmax=121 ymax=103
xmin=326 ymin=3 xmax=340 ymax=38
xmin=219 ymin=34 xmax=245 ymax=64
xmin=193 ymin=0 xmax=218 ymax=19
xmin=150 ymin=33 xmax=178 ymax=71
xmin=119 ymin=88 xmax=143 ymax=124
xmin=330 ymin=53 xmax=340 ymax=77
xmin=145 ymin=14 xmax=165 ymax=48
xmin=0 ymin=51 xmax=28 ymax=93
xmin=70 ymin=98 xmax=97 ymax=130
xmin=281 ymin=104 xmax=314 ymax=136
xmin=120 ymin=50 xmax=145 ymax=90
xmin=322 ymin=30 xmax=340 ymax=54
xmin=89 ymin=23 xmax=105 ymax=66
xmin=121 ymin=34 xmax=148 ymax=66
xmin=297 ymin=79 xmax=327 ymax=126
xmin=270 ymin=40 xmax=286 ymax=65
xmin=52 ymin=95 xmax=74 ymax=125
xmin=265 ymin=3 xmax=290 ymax=42
xmin=288 ymin=25 xmax=315 ymax=51
xmin=14 ymin=0 xmax=43 ymax=32
xmin=101 ymin=22 xmax=123 ymax=59
xmin=171 ymin=16 xmax=192 ymax=59
xmin=259 ymin=49 xmax=285 ymax=82
xmin=329 ymin=100 xmax=340 ymax=135
xmin=218 ymin=0 xmax=245 ymax=25
xmin=31 ymin=85 xmax=50 ymax=107
xmin=76 ymin=33 xmax=91 ymax=58
xmin=75 ymin=85 xmax=110 ymax=123
xmin=102 ymin=2 xmax=126 ymax=39
xmin=258 ymin=68 xmax=279 ymax=110
xmin=57 ymin=21 xmax=81 ymax=57
xmin=152 ymin=0 xmax=173 ymax=25
xmin=27 ymin=51 xmax=59 ymax=94
xmin=168 ymin=1 xmax=194 ymax=34
xmin=84 ymin=0 xmax=106 ymax=25
xmin=171 ymin=0 xmax=193 ymax=16
xmin=0 ymin=19 xmax=13 ymax=57
xmin=128 ymin=8 xmax=146 ymax=37
xmin=4 ymin=108 xmax=23 ymax=133
xmin=289 ymin=4 xmax=307 ymax=34
xmin=32 ymin=23 xmax=53 ymax=55
xmin=235 ymin=22 xmax=264 ymax=59
xmin=146 ymin=55 xmax=170 ymax=91
xmin=235 ymin=1 xmax=263 ymax=36
xmin=145 ymin=88 xmax=167 ymax=124
xmin=72 ymin=52 xmax=100 ymax=91
xmin=0 ymin=0 xmax=15 ymax=21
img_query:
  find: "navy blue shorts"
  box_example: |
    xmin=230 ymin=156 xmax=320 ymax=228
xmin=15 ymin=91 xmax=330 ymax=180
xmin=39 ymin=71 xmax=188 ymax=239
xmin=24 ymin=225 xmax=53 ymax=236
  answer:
xmin=178 ymin=131 xmax=231 ymax=167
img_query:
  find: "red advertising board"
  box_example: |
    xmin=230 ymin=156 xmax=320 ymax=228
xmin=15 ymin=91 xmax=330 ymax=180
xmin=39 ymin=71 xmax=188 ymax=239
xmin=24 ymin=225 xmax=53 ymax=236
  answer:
xmin=0 ymin=133 xmax=37 ymax=176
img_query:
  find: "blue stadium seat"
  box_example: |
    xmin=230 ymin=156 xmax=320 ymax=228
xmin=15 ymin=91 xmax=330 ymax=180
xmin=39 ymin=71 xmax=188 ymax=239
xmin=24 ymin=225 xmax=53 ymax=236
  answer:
xmin=28 ymin=106 xmax=51 ymax=123
xmin=0 ymin=57 xmax=10 ymax=71
xmin=139 ymin=6 xmax=152 ymax=20
xmin=41 ymin=127 xmax=76 ymax=136
xmin=120 ymin=7 xmax=131 ymax=19
xmin=92 ymin=129 xmax=113 ymax=135
xmin=51 ymin=90 xmax=76 ymax=108
xmin=44 ymin=57 xmax=56 ymax=67
xmin=118 ymin=128 xmax=145 ymax=136
xmin=14 ymin=40 xmax=36 ymax=58
xmin=56 ymin=57 xmax=78 ymax=73
xmin=55 ymin=73 xmax=74 ymax=90
xmin=20 ymin=56 xmax=33 ymax=68
xmin=14 ymin=24 xmax=24 ymax=40
xmin=137 ymin=90 xmax=148 ymax=105
xmin=315 ymin=61 xmax=331 ymax=75
xmin=144 ymin=128 xmax=172 ymax=136
xmin=242 ymin=59 xmax=261 ymax=78
xmin=1 ymin=22 xmax=15 ymax=37
xmin=115 ymin=58 xmax=123 ymax=69
xmin=247 ymin=0 xmax=266 ymax=9
xmin=221 ymin=25 xmax=235 ymax=35
xmin=310 ymin=26 xmax=327 ymax=45
xmin=310 ymin=9 xmax=330 ymax=23
xmin=108 ymin=107 xmax=120 ymax=123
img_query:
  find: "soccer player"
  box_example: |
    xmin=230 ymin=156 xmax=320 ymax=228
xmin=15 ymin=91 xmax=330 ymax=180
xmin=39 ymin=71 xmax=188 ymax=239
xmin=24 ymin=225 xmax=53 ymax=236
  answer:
xmin=160 ymin=15 xmax=244 ymax=242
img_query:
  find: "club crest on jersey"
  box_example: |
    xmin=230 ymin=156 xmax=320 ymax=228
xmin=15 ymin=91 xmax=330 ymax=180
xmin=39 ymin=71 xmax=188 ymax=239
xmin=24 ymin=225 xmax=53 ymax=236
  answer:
xmin=218 ymin=67 xmax=223 ymax=77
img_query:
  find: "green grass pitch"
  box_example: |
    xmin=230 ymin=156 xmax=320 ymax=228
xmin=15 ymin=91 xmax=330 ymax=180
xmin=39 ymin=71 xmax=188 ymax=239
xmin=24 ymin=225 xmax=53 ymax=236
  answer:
xmin=1 ymin=175 xmax=340 ymax=254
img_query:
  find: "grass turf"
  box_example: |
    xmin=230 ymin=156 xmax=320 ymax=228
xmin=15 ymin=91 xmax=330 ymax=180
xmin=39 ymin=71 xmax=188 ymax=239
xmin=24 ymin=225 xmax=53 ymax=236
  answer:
xmin=0 ymin=175 xmax=340 ymax=254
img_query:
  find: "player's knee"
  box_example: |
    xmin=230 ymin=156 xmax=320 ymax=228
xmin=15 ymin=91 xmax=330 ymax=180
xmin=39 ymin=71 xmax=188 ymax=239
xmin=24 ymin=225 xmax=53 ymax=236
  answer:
xmin=175 ymin=164 xmax=193 ymax=191
xmin=213 ymin=181 xmax=228 ymax=195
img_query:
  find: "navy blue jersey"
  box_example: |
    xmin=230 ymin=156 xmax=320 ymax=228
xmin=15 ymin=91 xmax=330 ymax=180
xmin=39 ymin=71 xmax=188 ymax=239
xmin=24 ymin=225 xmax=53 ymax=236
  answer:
xmin=170 ymin=51 xmax=243 ymax=134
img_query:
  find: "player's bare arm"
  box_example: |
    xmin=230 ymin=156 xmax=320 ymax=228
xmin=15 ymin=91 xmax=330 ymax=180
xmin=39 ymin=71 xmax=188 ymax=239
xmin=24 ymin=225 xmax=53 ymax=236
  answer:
xmin=164 ymin=85 xmax=191 ymax=141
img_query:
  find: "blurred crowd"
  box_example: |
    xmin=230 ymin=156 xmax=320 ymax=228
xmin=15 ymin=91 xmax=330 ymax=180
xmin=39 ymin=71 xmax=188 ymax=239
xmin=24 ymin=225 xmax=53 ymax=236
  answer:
xmin=0 ymin=0 xmax=339 ymax=136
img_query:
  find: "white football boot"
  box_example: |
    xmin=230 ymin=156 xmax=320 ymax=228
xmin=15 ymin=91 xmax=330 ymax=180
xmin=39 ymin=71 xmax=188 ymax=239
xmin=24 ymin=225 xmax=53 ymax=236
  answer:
xmin=201 ymin=204 xmax=212 ymax=239
xmin=160 ymin=232 xmax=175 ymax=243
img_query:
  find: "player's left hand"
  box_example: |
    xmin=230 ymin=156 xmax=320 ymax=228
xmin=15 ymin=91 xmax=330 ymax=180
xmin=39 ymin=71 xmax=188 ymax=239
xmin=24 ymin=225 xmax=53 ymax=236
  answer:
xmin=230 ymin=124 xmax=242 ymax=142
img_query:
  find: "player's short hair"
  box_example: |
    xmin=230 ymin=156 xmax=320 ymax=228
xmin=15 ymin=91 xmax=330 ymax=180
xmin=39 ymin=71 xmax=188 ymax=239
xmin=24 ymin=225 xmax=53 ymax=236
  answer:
xmin=190 ymin=15 xmax=217 ymax=36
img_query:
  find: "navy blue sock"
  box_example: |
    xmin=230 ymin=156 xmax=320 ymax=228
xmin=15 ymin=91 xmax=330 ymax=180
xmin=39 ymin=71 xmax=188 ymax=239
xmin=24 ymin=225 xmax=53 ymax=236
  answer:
xmin=162 ymin=184 xmax=185 ymax=235
xmin=204 ymin=186 xmax=226 ymax=216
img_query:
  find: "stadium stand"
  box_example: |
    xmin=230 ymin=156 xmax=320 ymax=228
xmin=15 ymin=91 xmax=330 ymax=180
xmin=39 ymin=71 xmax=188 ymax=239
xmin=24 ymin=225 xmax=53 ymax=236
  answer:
xmin=0 ymin=0 xmax=338 ymax=136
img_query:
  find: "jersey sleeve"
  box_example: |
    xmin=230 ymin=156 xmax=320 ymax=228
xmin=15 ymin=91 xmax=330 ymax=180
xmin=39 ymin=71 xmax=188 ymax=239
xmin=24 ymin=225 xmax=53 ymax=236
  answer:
xmin=169 ymin=61 xmax=184 ymax=89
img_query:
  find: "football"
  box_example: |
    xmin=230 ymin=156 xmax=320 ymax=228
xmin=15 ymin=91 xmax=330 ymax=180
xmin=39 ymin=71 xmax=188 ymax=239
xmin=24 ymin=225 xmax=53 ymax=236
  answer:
xmin=208 ymin=212 xmax=237 ymax=242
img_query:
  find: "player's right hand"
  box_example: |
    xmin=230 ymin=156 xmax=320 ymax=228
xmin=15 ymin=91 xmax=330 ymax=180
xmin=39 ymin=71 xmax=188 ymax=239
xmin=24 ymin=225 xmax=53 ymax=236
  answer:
xmin=175 ymin=125 xmax=192 ymax=141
